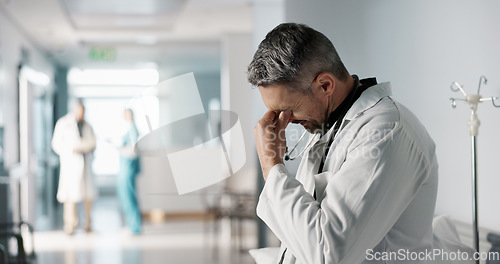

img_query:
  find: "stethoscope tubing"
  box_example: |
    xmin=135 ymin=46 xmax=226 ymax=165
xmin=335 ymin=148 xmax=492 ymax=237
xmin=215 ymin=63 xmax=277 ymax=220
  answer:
xmin=284 ymin=130 xmax=315 ymax=161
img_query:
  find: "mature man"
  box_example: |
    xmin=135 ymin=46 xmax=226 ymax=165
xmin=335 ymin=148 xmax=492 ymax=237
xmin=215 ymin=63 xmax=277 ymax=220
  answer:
xmin=52 ymin=100 xmax=96 ymax=235
xmin=249 ymin=23 xmax=438 ymax=263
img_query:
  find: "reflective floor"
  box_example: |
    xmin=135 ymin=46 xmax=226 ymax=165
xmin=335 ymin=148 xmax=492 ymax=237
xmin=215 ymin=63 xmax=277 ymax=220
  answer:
xmin=33 ymin=195 xmax=256 ymax=264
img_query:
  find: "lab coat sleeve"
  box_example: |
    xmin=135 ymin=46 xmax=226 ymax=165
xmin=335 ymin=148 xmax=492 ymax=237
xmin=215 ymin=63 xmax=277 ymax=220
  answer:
xmin=256 ymin=122 xmax=432 ymax=264
xmin=51 ymin=119 xmax=67 ymax=155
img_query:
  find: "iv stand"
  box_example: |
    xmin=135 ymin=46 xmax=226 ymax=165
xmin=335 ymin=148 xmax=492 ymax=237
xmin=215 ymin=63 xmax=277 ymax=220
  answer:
xmin=449 ymin=76 xmax=500 ymax=263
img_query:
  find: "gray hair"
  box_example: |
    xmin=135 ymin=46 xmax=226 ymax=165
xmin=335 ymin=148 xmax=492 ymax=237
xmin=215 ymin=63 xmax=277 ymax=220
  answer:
xmin=247 ymin=23 xmax=349 ymax=94
xmin=69 ymin=98 xmax=85 ymax=110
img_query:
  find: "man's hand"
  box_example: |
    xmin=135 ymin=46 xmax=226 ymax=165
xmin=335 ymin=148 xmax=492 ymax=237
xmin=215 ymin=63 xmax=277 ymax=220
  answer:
xmin=73 ymin=147 xmax=80 ymax=154
xmin=253 ymin=110 xmax=291 ymax=180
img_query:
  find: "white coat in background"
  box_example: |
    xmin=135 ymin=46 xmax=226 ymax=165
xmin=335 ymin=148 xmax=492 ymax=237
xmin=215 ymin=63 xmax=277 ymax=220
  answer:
xmin=256 ymin=83 xmax=440 ymax=264
xmin=52 ymin=113 xmax=96 ymax=203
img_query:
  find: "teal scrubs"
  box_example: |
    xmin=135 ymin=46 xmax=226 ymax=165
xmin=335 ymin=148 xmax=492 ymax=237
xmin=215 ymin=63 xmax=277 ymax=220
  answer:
xmin=117 ymin=124 xmax=142 ymax=234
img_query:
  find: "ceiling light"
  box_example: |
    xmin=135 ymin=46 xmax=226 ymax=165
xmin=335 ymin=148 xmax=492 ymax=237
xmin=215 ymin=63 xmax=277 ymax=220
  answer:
xmin=136 ymin=36 xmax=158 ymax=45
xmin=68 ymin=68 xmax=159 ymax=86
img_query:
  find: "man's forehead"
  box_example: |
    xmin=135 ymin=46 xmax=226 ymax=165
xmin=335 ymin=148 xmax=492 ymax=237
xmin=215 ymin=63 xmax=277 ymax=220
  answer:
xmin=258 ymin=85 xmax=298 ymax=111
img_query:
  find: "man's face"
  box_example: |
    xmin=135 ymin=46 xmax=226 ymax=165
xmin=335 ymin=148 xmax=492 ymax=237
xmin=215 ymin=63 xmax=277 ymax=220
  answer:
xmin=258 ymin=84 xmax=328 ymax=133
xmin=74 ymin=104 xmax=85 ymax=122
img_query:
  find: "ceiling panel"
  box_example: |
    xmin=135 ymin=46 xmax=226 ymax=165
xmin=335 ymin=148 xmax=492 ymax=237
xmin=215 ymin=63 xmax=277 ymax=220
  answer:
xmin=61 ymin=0 xmax=186 ymax=15
xmin=70 ymin=14 xmax=177 ymax=29
xmin=0 ymin=0 xmax=252 ymax=69
xmin=62 ymin=0 xmax=185 ymax=29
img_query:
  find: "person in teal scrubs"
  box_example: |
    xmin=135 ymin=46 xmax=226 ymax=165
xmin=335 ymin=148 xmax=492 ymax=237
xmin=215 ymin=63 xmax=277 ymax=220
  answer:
xmin=117 ymin=108 xmax=142 ymax=234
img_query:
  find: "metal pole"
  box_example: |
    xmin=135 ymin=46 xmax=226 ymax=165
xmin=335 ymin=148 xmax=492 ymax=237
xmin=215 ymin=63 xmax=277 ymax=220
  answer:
xmin=449 ymin=77 xmax=500 ymax=263
xmin=256 ymin=156 xmax=267 ymax=249
xmin=471 ymin=135 xmax=480 ymax=263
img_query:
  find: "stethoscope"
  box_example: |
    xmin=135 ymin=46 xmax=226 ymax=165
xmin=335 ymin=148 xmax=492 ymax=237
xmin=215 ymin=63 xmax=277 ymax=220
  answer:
xmin=283 ymin=76 xmax=363 ymax=161
xmin=284 ymin=130 xmax=316 ymax=161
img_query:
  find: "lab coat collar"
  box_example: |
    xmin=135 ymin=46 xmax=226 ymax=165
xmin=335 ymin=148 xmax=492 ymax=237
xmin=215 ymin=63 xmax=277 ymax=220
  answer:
xmin=315 ymin=82 xmax=391 ymax=145
xmin=344 ymin=82 xmax=392 ymax=121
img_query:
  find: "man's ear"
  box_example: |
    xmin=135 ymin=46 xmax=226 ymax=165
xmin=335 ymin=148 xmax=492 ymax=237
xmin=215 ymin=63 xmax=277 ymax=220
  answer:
xmin=316 ymin=72 xmax=336 ymax=96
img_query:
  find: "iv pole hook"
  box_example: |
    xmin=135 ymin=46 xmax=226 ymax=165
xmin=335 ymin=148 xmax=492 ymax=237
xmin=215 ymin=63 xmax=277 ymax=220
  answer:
xmin=492 ymin=97 xmax=500 ymax=108
xmin=451 ymin=82 xmax=467 ymax=97
xmin=477 ymin=75 xmax=487 ymax=95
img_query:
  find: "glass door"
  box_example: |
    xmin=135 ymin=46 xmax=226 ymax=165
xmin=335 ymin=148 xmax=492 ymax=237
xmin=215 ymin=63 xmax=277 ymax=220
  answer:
xmin=18 ymin=66 xmax=55 ymax=229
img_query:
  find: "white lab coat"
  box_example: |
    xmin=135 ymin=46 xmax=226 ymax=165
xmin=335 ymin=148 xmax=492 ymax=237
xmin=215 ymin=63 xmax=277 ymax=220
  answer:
xmin=52 ymin=114 xmax=96 ymax=203
xmin=256 ymin=82 xmax=439 ymax=264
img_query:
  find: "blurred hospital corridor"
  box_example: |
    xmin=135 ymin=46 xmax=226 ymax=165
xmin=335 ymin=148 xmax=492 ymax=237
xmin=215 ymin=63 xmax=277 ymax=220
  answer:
xmin=33 ymin=191 xmax=256 ymax=264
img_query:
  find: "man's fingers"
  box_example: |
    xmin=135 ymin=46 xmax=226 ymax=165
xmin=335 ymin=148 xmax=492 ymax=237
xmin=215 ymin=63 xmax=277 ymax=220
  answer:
xmin=277 ymin=110 xmax=291 ymax=130
xmin=262 ymin=110 xmax=277 ymax=123
xmin=272 ymin=110 xmax=290 ymax=145
xmin=255 ymin=112 xmax=276 ymax=138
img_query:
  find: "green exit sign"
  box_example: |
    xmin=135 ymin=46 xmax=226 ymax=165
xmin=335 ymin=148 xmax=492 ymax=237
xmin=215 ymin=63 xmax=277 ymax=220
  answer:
xmin=89 ymin=47 xmax=116 ymax=61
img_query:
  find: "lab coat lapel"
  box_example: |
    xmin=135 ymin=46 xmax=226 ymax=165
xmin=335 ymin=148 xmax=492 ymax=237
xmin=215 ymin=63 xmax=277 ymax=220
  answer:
xmin=312 ymin=124 xmax=338 ymax=202
xmin=297 ymin=135 xmax=323 ymax=196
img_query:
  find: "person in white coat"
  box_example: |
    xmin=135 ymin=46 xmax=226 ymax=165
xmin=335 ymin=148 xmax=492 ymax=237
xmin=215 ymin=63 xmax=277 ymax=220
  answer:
xmin=52 ymin=100 xmax=96 ymax=235
xmin=248 ymin=23 xmax=439 ymax=263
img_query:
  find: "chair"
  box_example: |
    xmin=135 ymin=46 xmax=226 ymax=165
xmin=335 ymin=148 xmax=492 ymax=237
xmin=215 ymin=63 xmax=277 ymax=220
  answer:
xmin=0 ymin=221 xmax=36 ymax=264
xmin=225 ymin=190 xmax=257 ymax=253
xmin=201 ymin=185 xmax=257 ymax=260
xmin=0 ymin=243 xmax=8 ymax=264
xmin=487 ymin=233 xmax=500 ymax=264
